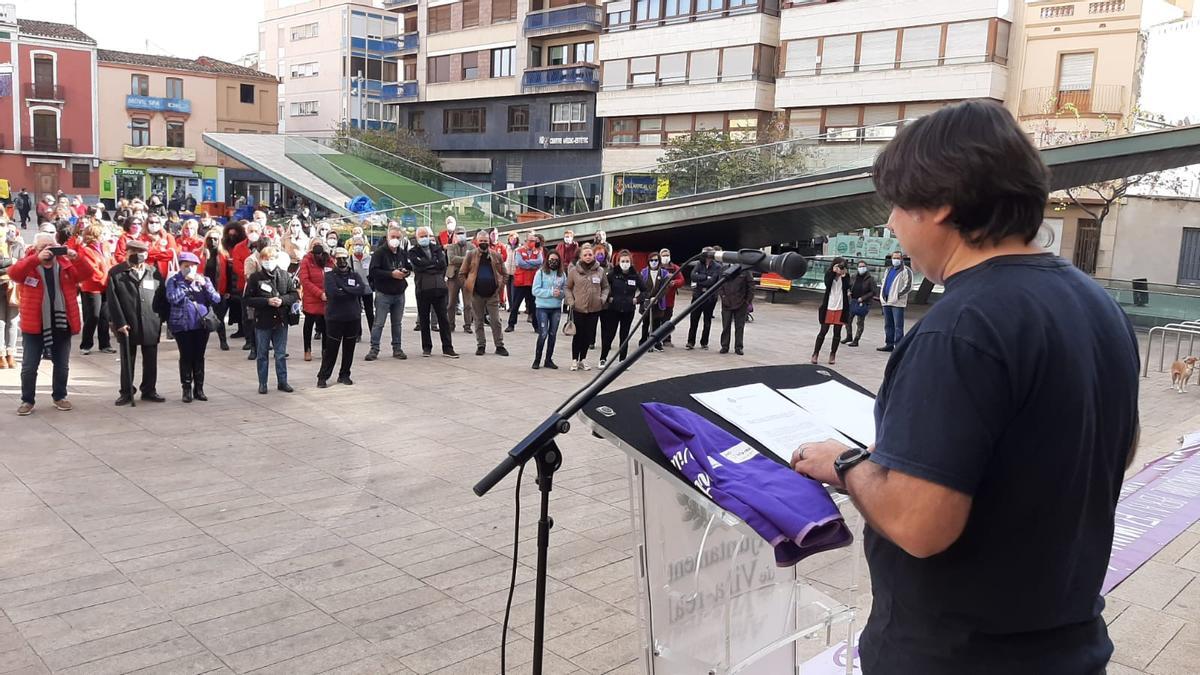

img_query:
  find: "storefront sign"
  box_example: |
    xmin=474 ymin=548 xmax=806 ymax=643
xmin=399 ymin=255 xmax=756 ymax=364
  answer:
xmin=113 ymin=168 xmax=145 ymax=177
xmin=123 ymin=145 xmax=197 ymax=163
xmin=828 ymin=234 xmax=901 ymax=260
xmin=202 ymin=179 xmax=217 ymax=202
xmin=543 ymin=135 xmax=590 ymax=146
xmin=126 ymin=95 xmax=192 ymax=114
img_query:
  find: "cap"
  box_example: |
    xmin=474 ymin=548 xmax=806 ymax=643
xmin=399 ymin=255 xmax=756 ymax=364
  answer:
xmin=333 ymin=247 xmax=350 ymax=258
xmin=178 ymin=251 xmax=200 ymax=265
xmin=126 ymin=240 xmax=149 ymax=252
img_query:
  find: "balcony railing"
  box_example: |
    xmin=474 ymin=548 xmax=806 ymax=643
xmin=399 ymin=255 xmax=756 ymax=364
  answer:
xmin=1089 ymin=0 xmax=1126 ymax=14
xmin=524 ymin=4 xmax=603 ymax=37
xmin=1040 ymin=4 xmax=1074 ymax=18
xmin=351 ymin=34 xmax=417 ymax=54
xmin=381 ymin=81 xmax=418 ymax=103
xmin=522 ymin=65 xmax=599 ymax=92
xmin=26 ymin=82 xmax=64 ymax=101
xmin=1017 ymin=85 xmax=1127 ymax=118
xmin=24 ymin=136 xmax=71 ymax=153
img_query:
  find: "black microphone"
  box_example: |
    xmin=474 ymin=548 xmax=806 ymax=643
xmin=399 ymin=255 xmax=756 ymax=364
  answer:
xmin=713 ymin=249 xmax=808 ymax=279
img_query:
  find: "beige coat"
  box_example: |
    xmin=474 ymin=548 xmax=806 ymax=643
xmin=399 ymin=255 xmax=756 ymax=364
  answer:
xmin=565 ymin=260 xmax=610 ymax=313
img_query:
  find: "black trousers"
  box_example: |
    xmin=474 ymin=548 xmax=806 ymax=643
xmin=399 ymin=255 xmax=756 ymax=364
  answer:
xmin=211 ymin=298 xmax=229 ymax=345
xmin=116 ymin=335 xmax=158 ymax=397
xmin=813 ymin=322 xmax=844 ymax=357
xmin=720 ymin=306 xmax=748 ymax=352
xmin=687 ymin=297 xmax=717 ymax=347
xmin=241 ymin=296 xmax=254 ymax=347
xmin=80 ymin=291 xmax=111 ymax=350
xmin=599 ymin=309 xmax=634 ymax=363
xmin=507 ymin=285 xmax=536 ymax=328
xmin=303 ymin=313 xmax=326 ymax=353
xmin=318 ymin=319 xmax=359 ymax=381
xmin=641 ymin=307 xmax=672 ymax=347
xmin=228 ymin=293 xmax=242 ymax=330
xmin=571 ymin=311 xmax=600 ymax=361
xmin=175 ymin=329 xmax=208 ymax=389
xmin=417 ymin=289 xmax=454 ymax=354
xmin=361 ymin=292 xmax=374 ymax=333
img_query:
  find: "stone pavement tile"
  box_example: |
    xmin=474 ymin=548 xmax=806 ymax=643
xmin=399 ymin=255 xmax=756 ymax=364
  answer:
xmin=564 ymin=630 xmax=642 ymax=674
xmin=16 ymin=593 xmax=167 ymax=652
xmin=1163 ymin=577 xmax=1198 ymax=622
xmin=1107 ymin=603 xmax=1188 ymax=670
xmin=1147 ymin=620 xmax=1200 ymax=675
xmin=202 ymin=510 xmax=323 ymax=548
xmin=185 ymin=594 xmax=318 ymax=644
xmin=225 ymin=526 xmax=342 ymax=565
xmin=441 ymin=565 xmax=538 ymax=604
xmin=4 ymin=580 xmax=143 ymax=625
xmin=514 ymin=595 xmax=623 ymax=642
xmin=259 ymin=543 xmax=378 ymax=579
xmin=1109 ymin=560 xmax=1198 ymax=611
xmin=122 ymin=650 xmax=228 ymax=674
xmin=352 ymin=596 xmax=471 ymax=643
xmin=1178 ymin=537 xmax=1200 ymax=573
xmin=220 ymin=623 xmax=359 ymax=673
xmin=0 ymin=541 xmax=95 ymax=579
xmin=0 ymin=561 xmax=118 ymax=599
xmin=58 ymin=639 xmax=217 ymax=675
xmin=544 ymin=611 xmax=639 ymax=660
xmin=140 ymin=572 xmax=279 ymax=614
xmin=322 ymin=653 xmax=415 ymax=675
xmin=85 ymin=517 xmax=203 ymax=556
xmin=301 ymin=568 xmax=421 ymax=615
xmin=36 ymin=620 xmax=191 ymax=672
xmin=466 ymin=578 xmax=570 ymax=621
xmin=1152 ymin=531 xmax=1200 ymax=565
xmin=376 ymin=609 xmax=494 ymax=660
xmin=541 ymin=547 xmax=629 ymax=580
xmin=1103 ymin=596 xmax=1130 ymax=626
xmin=169 ymin=585 xmax=298 ymax=628
xmin=421 ymin=555 xmax=517 ymax=591
xmin=127 ymin=551 xmax=259 ymax=588
xmin=396 ymin=623 xmax=515 ymax=674
xmin=245 ymin=638 xmax=380 ymax=675
xmin=1103 ymin=662 xmax=1145 ymax=675
xmin=200 ymin=609 xmax=335 ymax=657
xmin=333 ymin=583 xmax=447 ymax=630
xmin=427 ymin=637 xmax=578 ymax=675
xmin=563 ymin=560 xmax=636 ymax=593
xmin=104 ymin=534 xmax=222 ymax=567
xmin=395 ymin=544 xmax=496 ymax=579
xmin=577 ymin=577 xmax=637 ymax=610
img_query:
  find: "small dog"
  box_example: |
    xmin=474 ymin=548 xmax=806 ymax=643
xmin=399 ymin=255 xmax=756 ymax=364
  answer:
xmin=1171 ymin=356 xmax=1198 ymax=393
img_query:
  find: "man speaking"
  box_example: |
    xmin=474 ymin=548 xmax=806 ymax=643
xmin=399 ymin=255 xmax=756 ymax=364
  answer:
xmin=792 ymin=100 xmax=1140 ymax=673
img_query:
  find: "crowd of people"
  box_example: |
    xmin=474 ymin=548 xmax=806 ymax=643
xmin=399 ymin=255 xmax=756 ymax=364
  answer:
xmin=0 ymin=190 xmax=913 ymax=415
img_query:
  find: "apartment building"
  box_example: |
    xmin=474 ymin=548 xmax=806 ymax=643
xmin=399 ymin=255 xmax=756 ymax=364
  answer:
xmin=0 ymin=6 xmax=99 ymax=199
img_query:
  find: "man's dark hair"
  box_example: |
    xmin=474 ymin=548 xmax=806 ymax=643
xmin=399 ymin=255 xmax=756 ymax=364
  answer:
xmin=872 ymin=100 xmax=1050 ymax=247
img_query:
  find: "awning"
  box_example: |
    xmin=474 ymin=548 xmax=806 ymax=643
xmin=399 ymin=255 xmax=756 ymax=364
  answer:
xmin=147 ymin=167 xmax=199 ymax=178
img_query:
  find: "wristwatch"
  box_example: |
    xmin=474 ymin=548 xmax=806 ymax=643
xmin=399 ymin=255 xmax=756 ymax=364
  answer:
xmin=834 ymin=447 xmax=871 ymax=482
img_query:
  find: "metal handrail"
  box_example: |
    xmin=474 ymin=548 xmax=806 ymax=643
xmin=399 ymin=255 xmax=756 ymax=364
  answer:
xmin=1144 ymin=323 xmax=1200 ymax=377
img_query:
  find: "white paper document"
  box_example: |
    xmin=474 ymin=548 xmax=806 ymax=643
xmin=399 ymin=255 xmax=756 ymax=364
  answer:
xmin=779 ymin=380 xmax=876 ymax=447
xmin=691 ymin=383 xmax=852 ymax=464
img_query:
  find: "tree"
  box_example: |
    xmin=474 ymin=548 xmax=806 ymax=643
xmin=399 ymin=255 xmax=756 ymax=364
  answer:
xmin=333 ymin=123 xmax=443 ymax=176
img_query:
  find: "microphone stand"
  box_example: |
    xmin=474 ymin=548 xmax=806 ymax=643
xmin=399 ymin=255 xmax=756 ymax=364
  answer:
xmin=474 ymin=252 xmax=767 ymax=674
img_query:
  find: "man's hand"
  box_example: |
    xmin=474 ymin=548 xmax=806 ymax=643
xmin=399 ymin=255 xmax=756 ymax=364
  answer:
xmin=64 ymin=248 xmax=78 ymax=261
xmin=321 ymin=292 xmax=327 ymax=302
xmin=268 ymin=297 xmax=283 ymax=307
xmin=112 ymin=323 xmax=130 ymax=336
xmin=38 ymin=248 xmax=53 ymax=262
xmin=791 ymin=439 xmax=850 ymax=488
xmin=391 ymin=269 xmax=405 ymax=279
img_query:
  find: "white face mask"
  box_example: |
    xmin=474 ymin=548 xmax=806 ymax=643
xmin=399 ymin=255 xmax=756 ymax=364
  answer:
xmin=858 ymin=266 xmax=868 ymax=274
xmin=148 ymin=222 xmax=162 ymax=234
xmin=563 ymin=236 xmax=574 ymax=245
xmin=181 ymin=265 xmax=196 ymax=277
xmin=247 ymin=232 xmax=261 ymax=243
xmin=619 ymin=261 xmax=631 ymax=271
xmin=891 ymin=258 xmax=902 ymax=267
xmin=388 ymin=238 xmax=401 ymax=248
xmin=262 ymin=259 xmax=277 ymax=272
xmin=660 ymin=256 xmax=671 ymax=265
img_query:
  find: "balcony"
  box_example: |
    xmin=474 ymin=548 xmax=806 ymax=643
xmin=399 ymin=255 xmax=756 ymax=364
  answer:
xmin=1017 ymin=85 xmax=1127 ymax=118
xmin=123 ymin=144 xmax=197 ymax=163
xmin=524 ymin=4 xmax=603 ymax=38
xmin=351 ymin=34 xmax=417 ymax=56
xmin=24 ymin=136 xmax=71 ymax=153
xmin=381 ymin=81 xmax=419 ymax=103
xmin=522 ymin=65 xmax=599 ymax=93
xmin=382 ymin=0 xmax=417 ymax=8
xmin=126 ymin=95 xmax=192 ymax=115
xmin=26 ymin=82 xmax=64 ymax=101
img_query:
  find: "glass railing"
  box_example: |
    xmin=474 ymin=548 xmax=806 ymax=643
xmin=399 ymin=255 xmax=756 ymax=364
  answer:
xmin=523 ymin=4 xmax=604 ymax=33
xmin=521 ymin=65 xmax=599 ymax=90
xmin=381 ymin=81 xmax=418 ymax=102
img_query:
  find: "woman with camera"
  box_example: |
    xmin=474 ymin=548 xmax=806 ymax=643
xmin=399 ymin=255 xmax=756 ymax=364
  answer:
xmin=811 ymin=257 xmax=850 ymax=365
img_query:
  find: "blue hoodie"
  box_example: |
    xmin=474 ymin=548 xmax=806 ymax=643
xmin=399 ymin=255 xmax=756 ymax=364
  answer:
xmin=532 ymin=268 xmax=567 ymax=309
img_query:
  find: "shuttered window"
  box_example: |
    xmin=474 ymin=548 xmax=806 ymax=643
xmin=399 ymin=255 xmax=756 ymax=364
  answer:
xmin=900 ymin=25 xmax=941 ymax=68
xmin=824 ymin=106 xmax=860 ymax=141
xmin=1058 ymin=53 xmax=1095 ymax=91
xmin=944 ymin=20 xmax=988 ymax=64
xmin=603 ymin=59 xmax=628 ymax=90
xmin=821 ymin=35 xmax=856 ymax=74
xmin=721 ymin=46 xmax=755 ymax=81
xmin=788 ymin=109 xmax=821 ymax=140
xmin=903 ymin=102 xmax=946 ymax=119
xmin=690 ymin=50 xmax=719 ymax=83
xmin=863 ymin=104 xmax=901 ymax=141
xmin=785 ymin=39 xmax=818 ymax=76
xmin=858 ymin=30 xmax=897 ymax=71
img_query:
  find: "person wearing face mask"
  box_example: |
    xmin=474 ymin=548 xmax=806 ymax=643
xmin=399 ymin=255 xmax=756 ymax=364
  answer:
xmin=166 ymin=252 xmax=220 ymax=402
xmin=317 ymin=247 xmax=369 ymax=387
xmin=531 ymin=251 xmax=566 ymax=369
xmin=299 ymin=238 xmax=330 ymax=362
xmin=348 ymin=235 xmax=374 ymax=335
xmin=640 ymin=252 xmax=682 ymax=352
xmin=201 ymin=230 xmax=232 ymax=351
xmin=487 ymin=228 xmax=508 ymax=315
xmin=324 ymin=231 xmax=340 ymax=253
xmin=437 ymin=215 xmax=458 ymax=247
xmin=878 ymin=251 xmax=913 ymax=352
xmin=114 ymin=216 xmax=145 ymax=264
xmin=177 ymin=219 xmax=204 ymax=257
xmin=812 ymin=258 xmax=850 ymax=365
xmin=842 ymin=260 xmax=877 ymax=348
xmin=284 ymin=217 xmax=310 ymax=268
xmin=366 ymin=224 xmax=411 ymax=361
xmin=599 ymin=249 xmax=646 ymax=368
xmin=408 ymin=226 xmax=458 ymax=358
xmin=143 ymin=217 xmax=179 ymax=280
xmin=503 ymin=231 xmax=520 ymax=310
xmin=656 ymin=248 xmax=683 ymax=347
xmin=592 ymin=231 xmax=612 ymax=268
xmin=106 ymin=240 xmax=168 ymax=405
xmin=0 ymin=225 xmax=28 ymax=369
xmin=231 ymin=221 xmax=262 ymax=353
xmin=507 ymin=231 xmax=543 ymax=332
xmin=221 ymin=221 xmax=248 ymax=339
xmin=556 ymin=230 xmax=579 ymax=268
xmin=445 ymin=228 xmax=474 ymax=334
xmin=457 ymin=230 xmax=509 ymax=357
xmin=243 ymin=246 xmax=299 ymax=394
xmin=565 ymin=244 xmax=609 ymax=371
xmin=686 ymin=247 xmax=722 ymax=351
xmin=68 ymin=224 xmax=116 ymax=356
xmin=718 ymin=256 xmax=755 ymax=356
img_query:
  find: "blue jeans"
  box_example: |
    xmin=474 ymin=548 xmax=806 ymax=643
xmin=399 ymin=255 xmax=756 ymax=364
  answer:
xmin=255 ymin=326 xmax=289 ymax=386
xmin=535 ymin=307 xmax=561 ymax=361
xmin=21 ymin=330 xmax=71 ymax=405
xmin=882 ymin=305 xmax=905 ymax=347
xmin=370 ymin=292 xmax=404 ymax=352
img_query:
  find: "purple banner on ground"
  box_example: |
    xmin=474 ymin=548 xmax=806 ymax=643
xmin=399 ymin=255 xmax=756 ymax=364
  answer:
xmin=1103 ymin=444 xmax=1200 ymax=594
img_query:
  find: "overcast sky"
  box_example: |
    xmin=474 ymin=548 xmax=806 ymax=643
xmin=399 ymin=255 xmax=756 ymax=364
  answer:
xmin=16 ymin=0 xmax=266 ymax=63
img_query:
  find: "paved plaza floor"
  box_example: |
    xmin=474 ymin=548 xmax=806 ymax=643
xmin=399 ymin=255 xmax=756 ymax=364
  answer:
xmin=1 ymin=294 xmax=1197 ymax=674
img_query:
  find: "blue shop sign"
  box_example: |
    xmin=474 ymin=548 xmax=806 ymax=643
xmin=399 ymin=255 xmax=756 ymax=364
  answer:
xmin=126 ymin=95 xmax=192 ymax=114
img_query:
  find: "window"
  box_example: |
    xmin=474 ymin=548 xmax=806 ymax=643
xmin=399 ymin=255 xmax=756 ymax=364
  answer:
xmin=290 ymin=101 xmax=320 ymax=116
xmin=492 ymin=47 xmax=515 ymax=77
xmin=757 ymin=45 xmax=776 ymax=81
xmin=462 ymin=52 xmax=479 ymax=80
xmin=428 ymin=55 xmax=452 ymax=83
xmin=351 ymin=12 xmax=367 ymax=38
xmin=994 ymin=21 xmax=1011 ymax=65
xmin=382 ymin=60 xmax=398 ymax=82
xmin=664 ymin=0 xmax=689 ymax=20
xmin=548 ymin=45 xmax=569 ymax=66
xmin=409 ymin=111 xmax=425 ymax=132
xmin=351 ymin=55 xmax=366 ymax=78
xmin=429 ymin=6 xmax=451 ymax=33
xmin=404 ymin=60 xmax=417 ymax=80
xmin=551 ymin=101 xmax=587 ymax=132
xmin=944 ymin=20 xmax=989 ymax=65
xmin=291 ymin=22 xmax=319 ymax=40
xmin=608 ymin=118 xmax=636 ymax=145
xmin=785 ymin=39 xmax=818 ymax=75
xmin=858 ymin=30 xmax=897 ymax=71
xmin=695 ymin=112 xmax=724 ymax=132
xmin=602 ymin=59 xmax=628 ymax=90
xmin=508 ymin=104 xmax=529 ymax=132
xmin=690 ymin=49 xmax=719 ymax=83
xmin=463 ymin=0 xmax=480 ymax=28
xmin=636 ymin=0 xmax=661 ymax=21
xmin=530 ymin=45 xmax=542 ymax=68
xmin=166 ymin=121 xmax=185 ymax=148
xmin=444 ymin=108 xmax=485 ymax=133
xmin=820 ymin=35 xmax=856 ymax=74
xmin=695 ymin=0 xmax=720 ymax=11
xmin=862 ymin=104 xmax=901 ymax=140
xmin=290 ymin=61 xmax=319 ymax=78
xmin=728 ymin=112 xmax=758 ymax=142
xmin=788 ymin=108 xmax=821 ymax=140
xmin=900 ymin=25 xmax=941 ymax=68
xmin=383 ymin=105 xmax=399 ymax=123
xmin=131 ymin=74 xmax=149 ymax=96
xmin=573 ymin=42 xmax=595 ymax=63
xmin=367 ymin=57 xmax=383 ymax=80
xmin=665 ymin=115 xmax=691 ymax=140
xmin=33 ymin=55 xmax=54 ymax=87
xmin=607 ymin=2 xmax=631 ymax=27
xmin=721 ymin=45 xmax=754 ymax=81
xmin=728 ymin=0 xmax=752 ymax=8
xmin=367 ymin=14 xmax=385 ymax=39
xmin=1058 ymin=52 xmax=1095 ymax=110
xmin=630 ymin=56 xmax=656 ymax=86
xmin=164 ymin=77 xmax=183 ymax=99
xmin=239 ymin=84 xmax=255 ymax=104
xmin=493 ymin=0 xmax=517 ymax=21
xmin=824 ymin=106 xmax=860 ymax=141
xmin=638 ymin=117 xmax=663 ymax=145
xmin=130 ymin=118 xmax=150 ymax=146
xmin=659 ymin=53 xmax=687 ymax=84
xmin=72 ymin=164 xmax=90 ymax=189
xmin=32 ymin=111 xmax=57 ymax=147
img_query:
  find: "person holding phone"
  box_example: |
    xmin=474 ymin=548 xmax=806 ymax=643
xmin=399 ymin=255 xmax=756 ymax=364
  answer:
xmin=811 ymin=257 xmax=850 ymax=365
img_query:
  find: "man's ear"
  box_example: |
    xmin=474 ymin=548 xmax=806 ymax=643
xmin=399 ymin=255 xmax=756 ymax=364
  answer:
xmin=929 ymin=205 xmax=953 ymax=227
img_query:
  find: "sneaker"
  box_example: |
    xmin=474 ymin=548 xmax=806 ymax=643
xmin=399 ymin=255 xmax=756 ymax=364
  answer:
xmin=242 ymin=343 xmax=252 ymax=350
xmin=219 ymin=342 xmax=230 ymax=351
xmin=476 ymin=346 xmax=486 ymax=356
xmin=53 ymin=399 xmax=73 ymax=411
xmin=544 ymin=360 xmax=559 ymax=370
xmin=364 ymin=350 xmax=378 ymax=362
xmin=337 ymin=376 xmax=354 ymax=386
xmin=720 ymin=348 xmax=729 ymax=354
xmin=102 ymin=347 xmax=117 ymax=354
xmin=579 ymin=360 xmax=591 ymax=371
xmin=140 ymin=393 xmax=166 ymax=403
xmin=393 ymin=350 xmax=407 ymax=360
xmin=247 ymin=351 xmax=257 ymax=360
xmin=700 ymin=344 xmax=709 ymax=350
xmin=443 ymin=350 xmax=459 ymax=359
xmin=16 ymin=402 xmax=33 ymax=416
xmin=495 ymin=346 xmax=509 ymax=357
xmin=317 ymin=379 xmax=329 ymax=388
xmin=653 ymin=345 xmax=664 ymax=353
xmin=684 ymin=344 xmax=694 ymax=351
xmin=598 ymin=359 xmax=607 ymax=368
xmin=570 ymin=361 xmax=579 ymax=371
xmin=80 ymin=348 xmax=91 ymax=355
xmin=277 ymin=383 xmax=294 ymax=393
xmin=421 ymin=350 xmax=432 ymax=357
xmin=258 ymin=383 xmax=268 ymax=395
xmin=463 ymin=325 xmax=472 ymax=333
xmin=532 ymin=359 xmax=540 ymax=370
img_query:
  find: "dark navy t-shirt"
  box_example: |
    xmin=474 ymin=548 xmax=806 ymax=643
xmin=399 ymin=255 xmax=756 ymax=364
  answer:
xmin=860 ymin=254 xmax=1140 ymax=674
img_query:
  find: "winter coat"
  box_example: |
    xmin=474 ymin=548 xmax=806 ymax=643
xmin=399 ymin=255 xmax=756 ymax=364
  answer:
xmin=350 ymin=252 xmax=371 ymax=290
xmin=166 ymin=271 xmax=220 ymax=333
xmin=67 ymin=238 xmax=113 ymax=294
xmin=106 ymin=263 xmax=167 ymax=346
xmin=555 ymin=242 xmax=578 ymax=268
xmin=177 ymin=235 xmax=205 ymax=257
xmin=8 ymin=252 xmax=95 ymax=334
xmin=323 ymin=266 xmax=369 ymax=323
xmin=718 ymin=267 xmax=755 ymax=311
xmin=532 ymin=268 xmax=567 ymax=309
xmin=445 ymin=240 xmax=472 ymax=280
xmin=690 ymin=259 xmax=722 ymax=292
xmin=243 ymin=267 xmax=299 ymax=330
xmin=144 ymin=233 xmax=179 ymax=280
xmin=641 ymin=266 xmax=682 ymax=313
xmin=513 ymin=244 xmax=544 ymax=286
xmin=201 ymin=245 xmax=233 ymax=296
xmin=230 ymin=239 xmax=254 ymax=292
xmin=880 ymin=264 xmax=914 ymax=308
xmin=661 ymin=263 xmax=684 ymax=308
xmin=369 ymin=243 xmax=411 ymax=296
xmin=819 ymin=270 xmax=850 ymax=325
xmin=458 ymin=247 xmax=507 ymax=297
xmin=298 ymin=254 xmax=328 ymax=316
xmin=850 ymin=271 xmax=877 ymax=305
xmin=606 ymin=265 xmax=646 ymax=314
xmin=408 ymin=242 xmax=449 ymax=294
xmin=565 ymin=260 xmax=610 ymax=314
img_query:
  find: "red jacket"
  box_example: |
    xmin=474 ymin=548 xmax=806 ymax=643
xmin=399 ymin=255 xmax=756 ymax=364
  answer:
xmin=298 ymin=253 xmax=327 ymax=315
xmin=67 ymin=238 xmax=113 ymax=294
xmin=513 ymin=244 xmax=543 ymax=287
xmin=177 ymin=235 xmax=205 ymax=257
xmin=201 ymin=249 xmax=233 ymax=296
xmin=231 ymin=240 xmax=253 ymax=291
xmin=114 ymin=233 xmax=134 ymax=264
xmin=8 ymin=252 xmax=94 ymax=335
xmin=555 ymin=242 xmax=578 ymax=268
xmin=145 ymin=233 xmax=178 ymax=279
xmin=663 ymin=263 xmax=684 ymax=308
